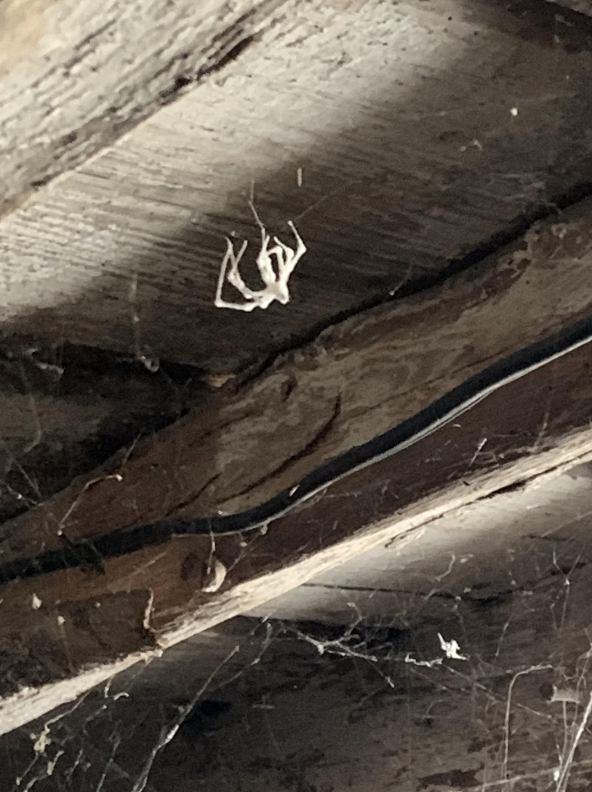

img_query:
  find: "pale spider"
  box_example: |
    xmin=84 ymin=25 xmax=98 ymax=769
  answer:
xmin=214 ymin=219 xmax=306 ymax=311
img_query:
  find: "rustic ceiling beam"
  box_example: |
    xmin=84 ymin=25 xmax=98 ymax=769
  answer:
xmin=3 ymin=197 xmax=592 ymax=732
xmin=0 ymin=0 xmax=286 ymax=215
xmin=3 ymin=0 xmax=592 ymax=373
xmin=6 ymin=0 xmax=588 ymax=223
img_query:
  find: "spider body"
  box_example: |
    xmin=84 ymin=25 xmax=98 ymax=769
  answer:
xmin=214 ymin=220 xmax=306 ymax=312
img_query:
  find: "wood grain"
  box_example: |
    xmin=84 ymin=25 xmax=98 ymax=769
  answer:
xmin=6 ymin=511 xmax=592 ymax=787
xmin=2 ymin=0 xmax=592 ymax=369
xmin=3 ymin=197 xmax=592 ymax=563
xmin=249 ymin=466 xmax=592 ymax=625
xmin=6 ymin=471 xmax=592 ymax=785
xmin=0 ymin=0 xmax=287 ymax=214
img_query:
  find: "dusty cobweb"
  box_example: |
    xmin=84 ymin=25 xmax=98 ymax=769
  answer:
xmin=4 ymin=358 xmax=592 ymax=791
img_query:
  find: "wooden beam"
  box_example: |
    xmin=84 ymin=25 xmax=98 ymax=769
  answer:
xmin=3 ymin=198 xmax=592 ymax=731
xmin=6 ymin=551 xmax=592 ymax=788
xmin=91 ymin=563 xmax=592 ymax=791
xmin=0 ymin=0 xmax=285 ymax=215
xmin=248 ymin=462 xmax=592 ymax=625
xmin=3 ymin=0 xmax=592 ymax=371
xmin=5 ymin=473 xmax=592 ymax=787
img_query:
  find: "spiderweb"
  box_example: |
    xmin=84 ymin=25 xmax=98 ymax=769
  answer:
xmin=3 ymin=463 xmax=592 ymax=791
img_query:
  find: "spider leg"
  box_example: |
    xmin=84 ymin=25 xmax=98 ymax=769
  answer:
xmin=214 ymin=239 xmax=235 ymax=308
xmin=214 ymin=296 xmax=261 ymax=312
xmin=215 ymin=238 xmax=264 ymax=311
xmin=286 ymin=221 xmax=307 ymax=266
xmin=271 ymin=222 xmax=305 ymax=280
xmin=272 ymin=237 xmax=297 ymax=280
xmin=265 ymin=243 xmax=285 ymax=273
xmin=225 ymin=238 xmax=258 ymax=300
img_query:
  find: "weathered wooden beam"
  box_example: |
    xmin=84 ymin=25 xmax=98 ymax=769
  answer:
xmin=0 ymin=0 xmax=286 ymax=215
xmin=3 ymin=198 xmax=592 ymax=732
xmin=6 ymin=552 xmax=592 ymax=789
xmin=5 ymin=472 xmax=592 ymax=788
xmin=94 ymin=564 xmax=592 ymax=791
xmin=3 ymin=0 xmax=592 ymax=371
xmin=2 ymin=0 xmax=590 ymax=223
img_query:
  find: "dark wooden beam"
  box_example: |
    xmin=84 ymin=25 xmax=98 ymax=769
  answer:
xmin=86 ymin=563 xmax=592 ymax=791
xmin=3 ymin=198 xmax=592 ymax=731
xmin=0 ymin=342 xmax=210 ymax=525
xmin=6 ymin=553 xmax=592 ymax=789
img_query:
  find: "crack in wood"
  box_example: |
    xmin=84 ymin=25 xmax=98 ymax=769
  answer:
xmin=169 ymin=472 xmax=221 ymax=516
xmin=158 ymin=21 xmax=258 ymax=103
xmin=5 ymin=304 xmax=592 ymax=584
xmin=241 ymin=181 xmax=592 ymax=387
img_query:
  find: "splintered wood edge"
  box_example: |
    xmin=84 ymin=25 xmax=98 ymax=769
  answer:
xmin=0 ymin=653 xmax=156 ymax=738
xmin=550 ymin=0 xmax=592 ymax=17
xmin=0 ymin=588 xmax=157 ymax=736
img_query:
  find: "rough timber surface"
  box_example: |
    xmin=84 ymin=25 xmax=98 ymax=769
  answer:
xmin=7 ymin=497 xmax=592 ymax=791
xmin=3 ymin=199 xmax=592 ymax=731
xmin=114 ymin=557 xmax=592 ymax=792
xmin=249 ymin=463 xmax=592 ymax=624
xmin=2 ymin=0 xmax=592 ymax=370
xmin=552 ymin=0 xmax=592 ymax=14
xmin=4 ymin=195 xmax=592 ymax=563
xmin=0 ymin=0 xmax=287 ymax=214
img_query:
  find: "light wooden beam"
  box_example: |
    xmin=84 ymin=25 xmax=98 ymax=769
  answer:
xmin=0 ymin=0 xmax=286 ymax=215
xmin=2 ymin=0 xmax=592 ymax=371
xmin=3 ymin=197 xmax=592 ymax=732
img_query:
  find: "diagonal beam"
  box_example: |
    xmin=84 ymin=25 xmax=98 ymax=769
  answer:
xmin=3 ymin=198 xmax=592 ymax=731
